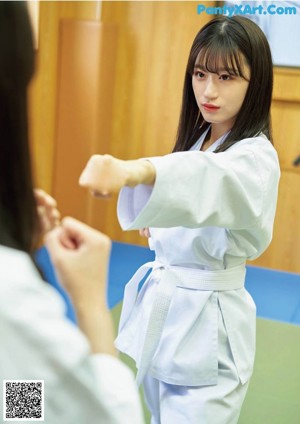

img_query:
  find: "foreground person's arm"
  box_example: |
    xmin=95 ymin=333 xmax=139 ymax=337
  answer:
xmin=44 ymin=217 xmax=144 ymax=423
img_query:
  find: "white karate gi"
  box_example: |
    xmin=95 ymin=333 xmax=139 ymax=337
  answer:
xmin=0 ymin=245 xmax=144 ymax=424
xmin=115 ymin=131 xmax=280 ymax=423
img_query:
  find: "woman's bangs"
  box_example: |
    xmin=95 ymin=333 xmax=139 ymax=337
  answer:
xmin=193 ymin=42 xmax=248 ymax=79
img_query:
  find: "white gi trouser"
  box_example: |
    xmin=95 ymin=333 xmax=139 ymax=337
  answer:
xmin=142 ymin=308 xmax=249 ymax=424
xmin=115 ymin=262 xmax=250 ymax=423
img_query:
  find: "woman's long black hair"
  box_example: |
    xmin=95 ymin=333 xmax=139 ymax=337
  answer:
xmin=0 ymin=2 xmax=40 ymax=253
xmin=173 ymin=16 xmax=273 ymax=153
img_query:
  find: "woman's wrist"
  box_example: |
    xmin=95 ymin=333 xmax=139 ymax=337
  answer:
xmin=75 ymin=302 xmax=116 ymax=355
xmin=125 ymin=159 xmax=156 ymax=187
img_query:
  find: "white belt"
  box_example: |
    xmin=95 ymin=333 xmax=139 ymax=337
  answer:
xmin=117 ymin=261 xmax=246 ymax=386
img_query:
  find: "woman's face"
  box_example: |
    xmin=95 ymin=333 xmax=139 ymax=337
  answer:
xmin=192 ymin=53 xmax=250 ymax=136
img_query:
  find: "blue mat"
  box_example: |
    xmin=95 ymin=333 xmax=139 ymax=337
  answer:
xmin=35 ymin=242 xmax=155 ymax=323
xmin=245 ymin=266 xmax=300 ymax=325
xmin=35 ymin=243 xmax=300 ymax=325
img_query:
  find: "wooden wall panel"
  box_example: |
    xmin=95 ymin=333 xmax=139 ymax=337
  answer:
xmin=273 ymin=67 xmax=300 ymax=103
xmin=52 ymin=20 xmax=118 ymax=222
xmin=272 ymin=102 xmax=300 ymax=169
xmin=29 ymin=1 xmax=101 ymax=193
xmin=251 ymin=170 xmax=300 ymax=273
xmin=251 ymin=67 xmax=300 ymax=273
xmin=272 ymin=68 xmax=300 ymax=169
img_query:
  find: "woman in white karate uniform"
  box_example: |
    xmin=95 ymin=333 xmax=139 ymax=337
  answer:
xmin=80 ymin=16 xmax=280 ymax=424
xmin=0 ymin=3 xmax=144 ymax=423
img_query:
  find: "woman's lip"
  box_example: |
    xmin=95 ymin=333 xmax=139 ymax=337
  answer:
xmin=202 ymin=104 xmax=220 ymax=111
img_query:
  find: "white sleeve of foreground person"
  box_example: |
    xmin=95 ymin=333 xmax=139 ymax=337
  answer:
xmin=0 ymin=245 xmax=145 ymax=424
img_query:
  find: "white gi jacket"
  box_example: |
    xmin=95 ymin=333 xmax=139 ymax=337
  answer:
xmin=115 ymin=132 xmax=280 ymax=387
xmin=0 ymin=245 xmax=144 ymax=424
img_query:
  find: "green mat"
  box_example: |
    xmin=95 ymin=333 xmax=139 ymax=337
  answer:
xmin=239 ymin=319 xmax=300 ymax=424
xmin=111 ymin=303 xmax=300 ymax=424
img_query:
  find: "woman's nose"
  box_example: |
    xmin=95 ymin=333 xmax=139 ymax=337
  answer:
xmin=203 ymin=78 xmax=218 ymax=99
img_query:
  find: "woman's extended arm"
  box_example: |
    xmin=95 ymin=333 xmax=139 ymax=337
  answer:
xmin=79 ymin=154 xmax=156 ymax=196
xmin=79 ymin=141 xmax=280 ymax=239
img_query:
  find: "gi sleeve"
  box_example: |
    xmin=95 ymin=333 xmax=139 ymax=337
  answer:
xmin=117 ymin=137 xmax=280 ymax=234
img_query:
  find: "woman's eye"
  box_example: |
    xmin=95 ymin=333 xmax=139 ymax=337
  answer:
xmin=219 ymin=74 xmax=231 ymax=81
xmin=195 ymin=71 xmax=205 ymax=78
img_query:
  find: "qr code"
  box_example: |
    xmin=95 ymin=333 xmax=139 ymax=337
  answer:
xmin=3 ymin=380 xmax=44 ymax=421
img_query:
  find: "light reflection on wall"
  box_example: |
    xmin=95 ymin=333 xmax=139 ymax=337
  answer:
xmin=27 ymin=0 xmax=39 ymax=49
xmin=224 ymin=1 xmax=300 ymax=67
